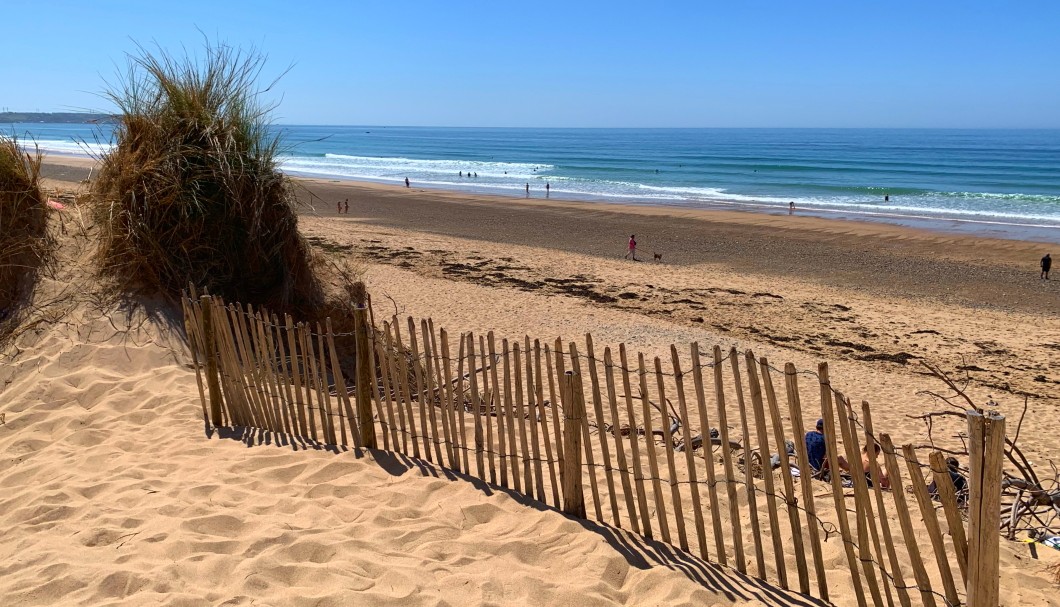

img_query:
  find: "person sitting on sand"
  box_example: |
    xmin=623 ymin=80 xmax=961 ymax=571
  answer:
xmin=1042 ymin=253 xmax=1052 ymax=279
xmin=624 ymin=234 xmax=638 ymax=261
xmin=861 ymin=443 xmax=890 ymax=488
xmin=805 ymin=418 xmax=849 ymax=478
xmin=928 ymin=456 xmax=968 ymax=506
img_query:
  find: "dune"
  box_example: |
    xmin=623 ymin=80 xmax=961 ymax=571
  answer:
xmin=2 ymin=166 xmax=1057 ymax=606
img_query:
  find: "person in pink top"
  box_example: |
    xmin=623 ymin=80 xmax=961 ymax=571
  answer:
xmin=624 ymin=234 xmax=638 ymax=261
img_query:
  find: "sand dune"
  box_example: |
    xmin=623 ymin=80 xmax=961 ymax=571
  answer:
xmin=2 ymin=169 xmax=1057 ymax=606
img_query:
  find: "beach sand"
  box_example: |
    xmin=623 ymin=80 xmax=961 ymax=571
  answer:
xmin=2 ymin=159 xmax=1056 ymax=605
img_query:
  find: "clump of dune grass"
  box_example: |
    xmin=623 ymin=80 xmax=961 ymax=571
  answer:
xmin=0 ymin=135 xmax=48 ymax=328
xmin=92 ymin=41 xmax=321 ymax=314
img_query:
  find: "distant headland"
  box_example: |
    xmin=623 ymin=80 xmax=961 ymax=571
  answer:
xmin=0 ymin=112 xmax=115 ymax=124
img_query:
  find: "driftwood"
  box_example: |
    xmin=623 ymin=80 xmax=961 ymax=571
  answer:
xmin=912 ymin=361 xmax=1059 ymax=543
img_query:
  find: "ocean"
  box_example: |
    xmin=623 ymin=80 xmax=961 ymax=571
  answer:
xmin=10 ymin=123 xmax=1060 ymax=240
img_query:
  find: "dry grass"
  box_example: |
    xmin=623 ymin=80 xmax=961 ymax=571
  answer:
xmin=91 ymin=41 xmax=321 ymax=315
xmin=0 ymin=135 xmax=48 ymax=334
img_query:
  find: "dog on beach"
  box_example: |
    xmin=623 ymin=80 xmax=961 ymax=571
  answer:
xmin=653 ymin=251 xmax=663 ymax=262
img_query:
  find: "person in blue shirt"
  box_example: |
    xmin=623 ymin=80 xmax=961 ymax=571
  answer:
xmin=805 ymin=418 xmax=849 ymax=477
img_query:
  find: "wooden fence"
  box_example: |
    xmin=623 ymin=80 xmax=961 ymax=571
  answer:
xmin=181 ymin=294 xmax=1004 ymax=607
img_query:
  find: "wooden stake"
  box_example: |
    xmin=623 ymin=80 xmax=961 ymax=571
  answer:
xmin=929 ymin=450 xmax=969 ymax=585
xmin=467 ymin=333 xmax=486 ymax=480
xmin=520 ymin=338 xmax=546 ymax=502
xmin=200 ymin=295 xmax=223 ymax=427
xmin=479 ymin=334 xmax=496 ymax=484
xmin=384 ymin=321 xmax=411 ymax=455
xmin=671 ymin=345 xmax=709 ymax=560
xmin=272 ymin=314 xmax=298 ymax=437
xmin=315 ymin=323 xmax=338 ymax=445
xmin=690 ymin=344 xmax=726 ymax=564
xmin=759 ymin=357 xmax=807 ymax=593
xmin=784 ymin=364 xmax=828 ymax=600
xmin=880 ymin=433 xmax=938 ymax=607
xmin=298 ymin=324 xmax=320 ymax=442
xmin=440 ymin=329 xmax=462 ymax=470
xmin=604 ymin=347 xmax=639 ymax=533
xmin=286 ymin=315 xmax=308 ymax=438
xmin=502 ymin=339 xmax=522 ymax=491
xmin=264 ymin=315 xmax=293 ymax=436
xmin=903 ymin=444 xmax=961 ymax=607
xmin=487 ymin=333 xmax=508 ymax=488
xmin=966 ymin=410 xmax=1004 ymax=607
xmin=375 ymin=334 xmax=399 ymax=451
xmin=512 ymin=342 xmax=534 ymax=496
xmin=454 ymin=332 xmax=470 ymax=474
xmin=535 ymin=339 xmax=561 ymax=507
xmin=861 ymin=400 xmax=912 ymax=607
xmin=544 ymin=344 xmax=566 ymax=475
xmin=586 ymin=335 xmax=621 ymax=527
xmin=654 ymin=355 xmax=687 ymax=551
xmin=744 ymin=350 xmax=786 ymax=588
xmin=639 ymin=353 xmax=671 ymax=544
xmin=392 ymin=318 xmax=420 ymax=458
xmin=421 ymin=320 xmax=444 ymax=463
xmin=620 ymin=344 xmax=653 ymax=538
xmin=428 ymin=321 xmax=455 ymax=467
xmin=408 ymin=317 xmax=432 ymax=461
xmin=818 ymin=364 xmax=867 ymax=607
xmin=714 ymin=346 xmax=746 ymax=574
xmin=560 ymin=369 xmax=586 ymax=518
xmin=326 ymin=318 xmax=358 ymax=448
xmin=567 ymin=342 xmax=603 ymax=522
xmin=833 ymin=392 xmax=884 ymax=607
xmin=181 ymin=297 xmax=209 ymax=423
xmin=730 ymin=349 xmax=766 ymax=579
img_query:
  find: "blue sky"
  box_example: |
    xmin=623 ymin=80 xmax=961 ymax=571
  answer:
xmin=2 ymin=1 xmax=1058 ymax=127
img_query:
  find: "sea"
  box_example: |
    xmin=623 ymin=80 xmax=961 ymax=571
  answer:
xmin=10 ymin=123 xmax=1060 ymax=242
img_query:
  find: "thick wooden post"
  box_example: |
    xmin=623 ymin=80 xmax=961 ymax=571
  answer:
xmin=200 ymin=295 xmax=223 ymax=427
xmin=966 ymin=410 xmax=1004 ymax=607
xmin=561 ymin=370 xmax=586 ymax=518
xmin=354 ymin=306 xmax=377 ymax=449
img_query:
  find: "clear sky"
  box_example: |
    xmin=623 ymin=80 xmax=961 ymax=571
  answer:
xmin=2 ymin=1 xmax=1058 ymax=128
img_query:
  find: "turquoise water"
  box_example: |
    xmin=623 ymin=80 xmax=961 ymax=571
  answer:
xmin=11 ymin=123 xmax=1060 ymax=237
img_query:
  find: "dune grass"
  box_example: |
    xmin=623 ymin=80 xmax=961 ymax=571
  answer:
xmin=92 ymin=41 xmax=322 ymax=315
xmin=0 ymin=135 xmax=47 ymax=326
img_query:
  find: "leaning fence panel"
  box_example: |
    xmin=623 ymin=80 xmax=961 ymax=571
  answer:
xmin=184 ymin=294 xmax=995 ymax=607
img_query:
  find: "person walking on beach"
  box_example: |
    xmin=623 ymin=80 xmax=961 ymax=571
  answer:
xmin=546 ymin=182 xmax=550 ymax=197
xmin=789 ymin=201 xmax=795 ymax=215
xmin=624 ymin=234 xmax=638 ymax=261
xmin=405 ymin=177 xmax=410 ymax=188
xmin=1042 ymin=253 xmax=1052 ymax=279
xmin=343 ymin=199 xmax=349 ymax=214
xmin=525 ymin=183 xmax=530 ymax=197
xmin=337 ymin=200 xmax=342 ymax=214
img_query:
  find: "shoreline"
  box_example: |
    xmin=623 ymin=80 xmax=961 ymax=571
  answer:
xmin=38 ymin=152 xmax=1060 ymax=245
xmin=40 ymin=156 xmax=1058 ymax=316
xmin=285 ymin=169 xmax=1060 ymax=245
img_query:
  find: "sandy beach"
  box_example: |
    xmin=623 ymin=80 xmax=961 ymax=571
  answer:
xmin=3 ymin=158 xmax=1057 ymax=606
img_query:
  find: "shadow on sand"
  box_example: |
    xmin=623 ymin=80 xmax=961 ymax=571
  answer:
xmin=211 ymin=423 xmax=826 ymax=607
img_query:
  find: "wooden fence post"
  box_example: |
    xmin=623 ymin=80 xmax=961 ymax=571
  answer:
xmin=966 ymin=410 xmax=1004 ymax=607
xmin=355 ymin=305 xmax=377 ymax=449
xmin=561 ymin=370 xmax=586 ymax=518
xmin=200 ymin=295 xmax=223 ymax=427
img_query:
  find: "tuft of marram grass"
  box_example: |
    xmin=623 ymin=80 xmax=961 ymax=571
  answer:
xmin=92 ymin=41 xmax=321 ymax=315
xmin=0 ymin=134 xmax=47 ymax=326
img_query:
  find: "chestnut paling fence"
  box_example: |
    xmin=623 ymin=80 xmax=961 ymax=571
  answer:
xmin=182 ymin=293 xmax=1004 ymax=607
